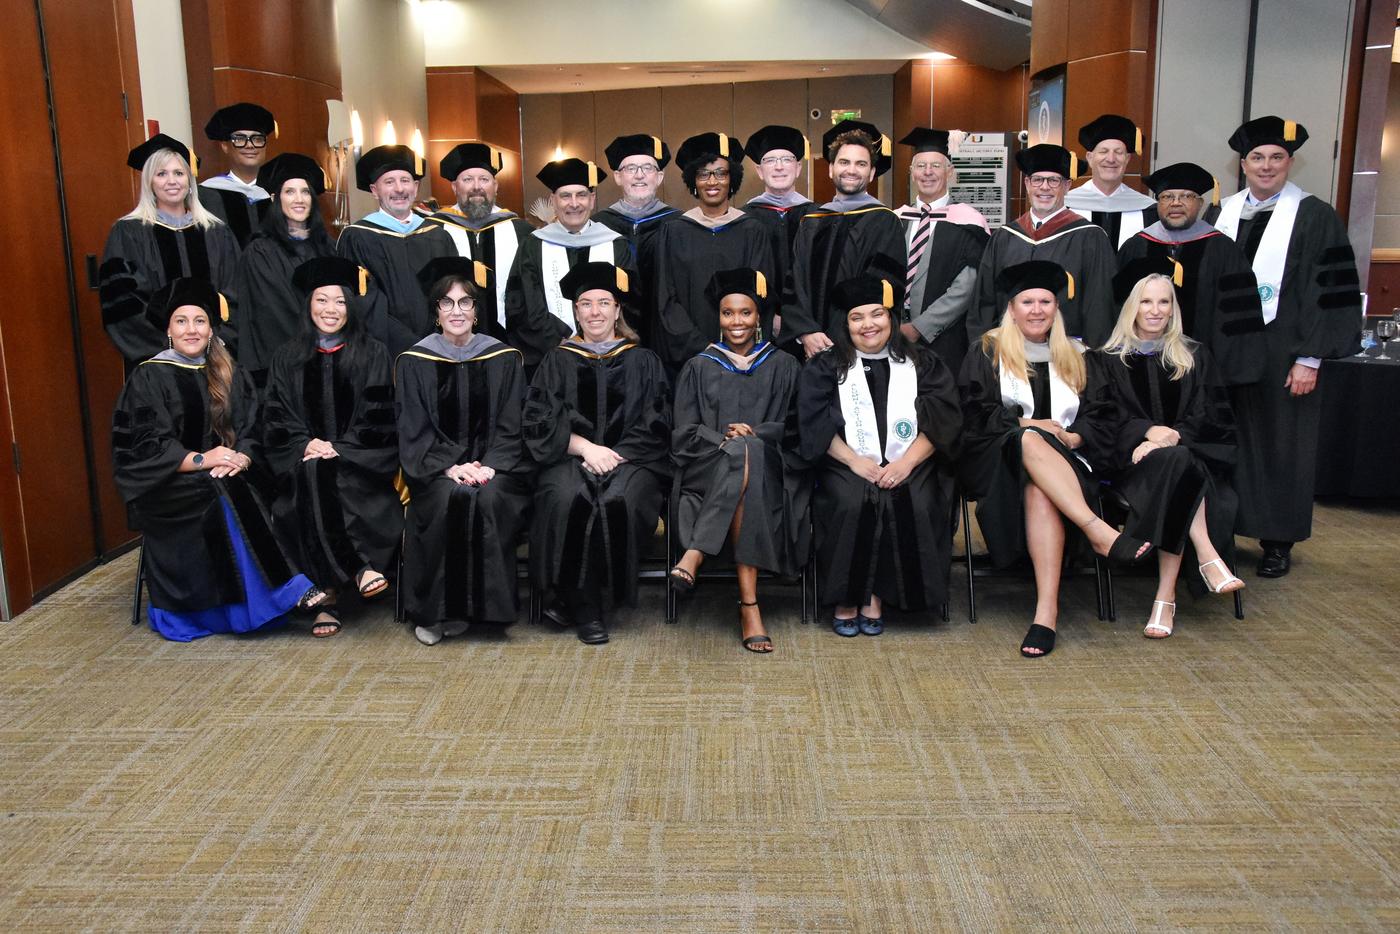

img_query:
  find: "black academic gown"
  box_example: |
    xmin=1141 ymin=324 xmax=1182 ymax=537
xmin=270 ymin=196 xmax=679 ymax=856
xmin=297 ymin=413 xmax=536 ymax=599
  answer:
xmin=672 ymin=344 xmax=808 ymax=576
xmin=336 ymin=217 xmax=456 ymax=358
xmin=956 ymin=346 xmax=1115 ymax=568
xmin=594 ymin=205 xmax=680 ymax=347
xmin=99 ymin=218 xmax=242 ymax=365
xmin=263 ymin=339 xmax=403 ymax=590
xmin=969 ymin=212 xmax=1117 ymax=348
xmin=397 ymin=339 xmax=532 ymax=625
xmin=1094 ymin=347 xmax=1238 ymax=568
xmin=785 ymin=204 xmax=907 ymax=342
xmin=1228 ymin=196 xmax=1362 ymax=542
xmin=524 ymin=341 xmax=671 ymax=607
xmin=798 ymin=348 xmax=962 ymax=610
xmin=651 ymin=212 xmax=775 ymax=371
xmin=432 ymin=209 xmax=535 ymax=342
xmin=1117 ymin=231 xmax=1267 ymax=385
xmin=902 ymin=216 xmax=989 ymax=371
xmin=198 ymin=183 xmax=268 ymax=249
xmin=235 ymin=232 xmax=336 ymax=378
xmin=112 ymin=359 xmax=297 ymax=612
xmin=743 ymin=199 xmax=817 ymax=341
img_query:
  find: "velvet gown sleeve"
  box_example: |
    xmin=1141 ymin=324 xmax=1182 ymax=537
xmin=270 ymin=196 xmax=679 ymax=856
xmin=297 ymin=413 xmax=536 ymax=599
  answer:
xmin=610 ymin=350 xmax=672 ymax=468
xmin=1067 ymin=351 xmax=1121 ymax=470
xmin=797 ymin=351 xmax=842 ymax=463
xmin=111 ymin=364 xmax=187 ymax=502
xmin=396 ymin=354 xmax=469 ymax=483
xmin=481 ymin=354 xmax=526 ymax=474
xmin=522 ymin=349 xmax=577 ymax=466
xmin=262 ymin=348 xmax=313 ymax=478
xmin=671 ymin=357 xmax=727 ymax=466
xmin=1293 ymin=198 xmax=1363 ymax=360
xmin=99 ymin=220 xmax=165 ymax=363
xmin=912 ymin=350 xmax=964 ymax=463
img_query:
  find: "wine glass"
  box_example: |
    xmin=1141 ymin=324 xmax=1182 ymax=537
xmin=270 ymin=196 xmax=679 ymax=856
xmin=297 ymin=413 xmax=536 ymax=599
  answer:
xmin=1375 ymin=319 xmax=1398 ymax=361
xmin=1356 ymin=328 xmax=1376 ymax=358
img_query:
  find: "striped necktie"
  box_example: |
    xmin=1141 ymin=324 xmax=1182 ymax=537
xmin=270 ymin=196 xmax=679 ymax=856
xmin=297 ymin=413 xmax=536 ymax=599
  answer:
xmin=905 ymin=206 xmax=933 ymax=309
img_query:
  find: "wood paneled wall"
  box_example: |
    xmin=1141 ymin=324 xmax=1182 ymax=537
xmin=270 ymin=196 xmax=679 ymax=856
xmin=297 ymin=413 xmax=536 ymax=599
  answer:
xmin=425 ymin=67 xmax=524 ymax=214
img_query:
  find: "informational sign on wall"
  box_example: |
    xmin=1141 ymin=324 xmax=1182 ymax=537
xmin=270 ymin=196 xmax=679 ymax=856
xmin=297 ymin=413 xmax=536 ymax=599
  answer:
xmin=1028 ymin=69 xmax=1066 ymax=147
xmin=950 ymin=133 xmax=1009 ymax=227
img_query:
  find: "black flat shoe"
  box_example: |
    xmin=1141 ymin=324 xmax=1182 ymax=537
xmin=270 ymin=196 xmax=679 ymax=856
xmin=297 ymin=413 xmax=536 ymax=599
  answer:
xmin=576 ymin=618 xmax=609 ymax=645
xmin=1257 ymin=548 xmax=1291 ymax=578
xmin=1020 ymin=623 xmax=1056 ymax=658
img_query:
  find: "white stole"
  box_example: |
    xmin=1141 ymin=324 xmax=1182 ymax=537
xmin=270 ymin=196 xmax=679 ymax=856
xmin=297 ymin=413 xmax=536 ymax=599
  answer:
xmin=999 ymin=355 xmax=1089 ymax=469
xmin=541 ymin=241 xmax=615 ymax=327
xmin=838 ymin=355 xmax=920 ymax=465
xmin=442 ymin=219 xmax=519 ymax=327
xmin=1215 ymin=181 xmax=1305 ymax=326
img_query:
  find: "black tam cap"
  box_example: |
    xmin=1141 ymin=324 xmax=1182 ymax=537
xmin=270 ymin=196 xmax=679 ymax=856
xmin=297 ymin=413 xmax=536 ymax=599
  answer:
xmin=440 ymin=142 xmax=505 ymax=180
xmin=146 ymin=277 xmax=228 ymax=332
xmin=832 ymin=253 xmax=904 ymax=313
xmin=675 ymin=132 xmax=739 ymax=170
xmin=257 ymin=153 xmax=327 ymax=196
xmin=995 ymin=260 xmax=1076 ymax=301
xmin=822 ymin=119 xmax=893 ymax=177
xmin=705 ymin=268 xmax=769 ymax=311
xmin=743 ymin=125 xmax=809 ymax=164
xmin=127 ymin=134 xmax=198 ymax=176
xmin=898 ymin=127 xmax=952 ymax=157
xmin=1113 ymin=256 xmax=1184 ymax=305
xmin=1015 ymin=144 xmax=1076 ymax=179
xmin=416 ymin=256 xmax=493 ymax=296
xmin=292 ymin=257 xmax=369 ymax=298
xmin=604 ymin=134 xmax=670 ymax=170
xmin=558 ymin=261 xmax=631 ymax=302
xmin=204 ymin=102 xmax=276 ymax=141
xmin=1227 ymin=115 xmax=1308 ymax=155
xmin=355 ymin=145 xmax=425 ymax=191
xmin=1143 ymin=162 xmax=1218 ymax=202
xmin=1078 ymin=114 xmax=1141 ymax=156
xmin=537 ymin=158 xmax=602 ymax=191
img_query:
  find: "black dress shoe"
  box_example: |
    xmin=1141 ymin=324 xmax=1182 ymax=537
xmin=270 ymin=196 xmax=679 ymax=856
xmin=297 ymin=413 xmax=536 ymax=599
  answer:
xmin=1257 ymin=547 xmax=1291 ymax=578
xmin=576 ymin=618 xmax=609 ymax=645
xmin=542 ymin=600 xmax=572 ymax=629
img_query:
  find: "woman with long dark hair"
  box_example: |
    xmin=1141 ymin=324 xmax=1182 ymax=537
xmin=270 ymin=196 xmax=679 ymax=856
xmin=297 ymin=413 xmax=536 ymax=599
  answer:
xmin=113 ymin=278 xmax=324 ymax=641
xmin=262 ymin=257 xmax=402 ymax=637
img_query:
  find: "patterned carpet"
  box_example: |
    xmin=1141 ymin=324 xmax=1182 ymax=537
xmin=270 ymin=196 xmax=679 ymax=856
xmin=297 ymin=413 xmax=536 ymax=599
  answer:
xmin=0 ymin=500 xmax=1396 ymax=931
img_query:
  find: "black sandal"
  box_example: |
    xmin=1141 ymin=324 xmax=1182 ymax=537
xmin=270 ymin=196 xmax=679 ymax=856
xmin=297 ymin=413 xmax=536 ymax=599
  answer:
xmin=311 ymin=608 xmax=342 ymax=638
xmin=1020 ymin=623 xmax=1056 ymax=658
xmin=1106 ymin=532 xmax=1153 ymax=566
xmin=297 ymin=586 xmax=329 ymax=611
xmin=739 ymin=599 xmax=772 ymax=653
xmin=669 ymin=565 xmax=696 ymax=593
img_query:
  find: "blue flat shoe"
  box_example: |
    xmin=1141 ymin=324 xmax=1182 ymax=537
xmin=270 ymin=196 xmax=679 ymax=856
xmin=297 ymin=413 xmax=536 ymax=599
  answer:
xmin=832 ymin=615 xmax=860 ymax=638
xmin=857 ymin=614 xmax=883 ymax=636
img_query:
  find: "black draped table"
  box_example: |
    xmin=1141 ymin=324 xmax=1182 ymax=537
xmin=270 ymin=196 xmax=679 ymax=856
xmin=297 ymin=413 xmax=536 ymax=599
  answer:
xmin=1314 ymin=353 xmax=1400 ymax=497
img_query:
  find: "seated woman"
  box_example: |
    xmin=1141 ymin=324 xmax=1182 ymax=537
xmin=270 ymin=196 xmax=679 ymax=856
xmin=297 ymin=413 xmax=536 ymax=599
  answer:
xmin=398 ymin=257 xmax=531 ymax=646
xmin=524 ymin=262 xmax=671 ymax=645
xmin=1096 ymin=264 xmax=1244 ymax=639
xmin=112 ymin=278 xmax=324 ymax=641
xmin=797 ymin=271 xmax=962 ymax=637
xmin=262 ymin=256 xmax=402 ymax=638
xmin=236 ymin=152 xmax=337 ymax=386
xmin=669 ymin=268 xmax=806 ymax=653
xmin=957 ymin=260 xmax=1152 ymax=659
xmin=101 ymin=135 xmax=240 ymax=366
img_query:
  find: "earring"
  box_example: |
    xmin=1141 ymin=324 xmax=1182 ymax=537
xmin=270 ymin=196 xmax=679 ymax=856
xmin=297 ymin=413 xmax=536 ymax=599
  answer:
xmin=167 ymin=335 xmax=173 ymax=350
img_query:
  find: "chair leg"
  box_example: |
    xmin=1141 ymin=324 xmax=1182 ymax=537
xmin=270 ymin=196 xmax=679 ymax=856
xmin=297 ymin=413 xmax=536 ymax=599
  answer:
xmin=130 ymin=544 xmax=145 ymax=626
xmin=961 ymin=496 xmax=976 ymax=624
xmin=940 ymin=601 xmax=949 ymax=623
xmin=664 ymin=497 xmax=677 ymax=624
xmin=1234 ymin=589 xmax=1244 ymax=620
xmin=393 ymin=544 xmax=406 ymax=624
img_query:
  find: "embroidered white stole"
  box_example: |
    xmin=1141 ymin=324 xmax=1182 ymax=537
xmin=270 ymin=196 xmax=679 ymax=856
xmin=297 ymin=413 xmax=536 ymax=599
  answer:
xmin=441 ymin=219 xmax=519 ymax=327
xmin=541 ymin=241 xmax=616 ymax=327
xmin=838 ymin=356 xmax=919 ymax=464
xmin=1215 ymin=181 xmax=1305 ymax=325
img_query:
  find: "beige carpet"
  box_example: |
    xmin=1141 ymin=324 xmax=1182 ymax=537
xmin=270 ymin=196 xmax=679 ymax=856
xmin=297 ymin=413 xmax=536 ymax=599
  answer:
xmin=0 ymin=501 xmax=1397 ymax=931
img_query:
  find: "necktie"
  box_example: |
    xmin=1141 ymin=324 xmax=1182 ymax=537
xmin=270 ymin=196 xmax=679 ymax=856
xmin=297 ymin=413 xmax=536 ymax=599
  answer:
xmin=905 ymin=206 xmax=932 ymax=310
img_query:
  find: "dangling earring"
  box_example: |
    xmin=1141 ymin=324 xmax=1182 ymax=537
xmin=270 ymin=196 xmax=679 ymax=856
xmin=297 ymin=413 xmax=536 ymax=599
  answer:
xmin=755 ymin=323 xmax=763 ymax=344
xmin=167 ymin=335 xmax=173 ymax=350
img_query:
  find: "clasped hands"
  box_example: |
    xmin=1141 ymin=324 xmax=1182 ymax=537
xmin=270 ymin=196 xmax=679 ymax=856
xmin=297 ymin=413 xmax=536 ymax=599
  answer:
xmin=1132 ymin=425 xmax=1180 ymax=464
xmin=203 ymin=444 xmax=250 ymax=478
xmin=850 ymin=454 xmax=916 ymax=489
xmin=445 ymin=461 xmax=495 ymax=485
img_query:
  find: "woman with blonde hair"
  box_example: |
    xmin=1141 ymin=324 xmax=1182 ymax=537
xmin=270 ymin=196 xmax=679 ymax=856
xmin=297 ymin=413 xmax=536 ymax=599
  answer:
xmin=100 ymin=135 xmax=240 ymax=365
xmin=1095 ymin=263 xmax=1244 ymax=639
xmin=957 ymin=260 xmax=1148 ymax=658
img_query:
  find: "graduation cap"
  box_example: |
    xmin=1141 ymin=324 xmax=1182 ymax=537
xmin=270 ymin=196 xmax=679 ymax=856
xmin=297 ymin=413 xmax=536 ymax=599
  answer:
xmin=821 ymin=119 xmax=893 ymax=177
xmin=293 ymin=256 xmax=369 ymax=298
xmin=536 ymin=157 xmax=601 ymax=191
xmin=743 ymin=125 xmax=809 ymax=164
xmin=1143 ymin=161 xmax=1219 ymax=205
xmin=832 ymin=252 xmax=905 ymax=313
xmin=145 ymin=277 xmax=229 ymax=332
xmin=1113 ymin=256 xmax=1184 ymax=305
xmin=675 ymin=132 xmax=738 ymax=170
xmin=355 ymin=145 xmax=425 ymax=191
xmin=1077 ymin=114 xmax=1142 ymax=156
xmin=440 ymin=142 xmax=505 ymax=180
xmin=204 ymin=102 xmax=276 ymax=141
xmin=127 ymin=134 xmax=198 ymax=177
xmin=256 ymin=152 xmax=328 ymax=197
xmin=1227 ymin=115 xmax=1308 ymax=155
xmin=705 ymin=267 xmax=769 ymax=311
xmin=558 ymin=261 xmax=631 ymax=302
xmin=995 ymin=260 xmax=1075 ymax=301
xmin=416 ymin=256 xmax=492 ymax=295
xmin=604 ymin=134 xmax=670 ymax=170
xmin=1015 ymin=143 xmax=1075 ymax=180
xmin=898 ymin=127 xmax=952 ymax=157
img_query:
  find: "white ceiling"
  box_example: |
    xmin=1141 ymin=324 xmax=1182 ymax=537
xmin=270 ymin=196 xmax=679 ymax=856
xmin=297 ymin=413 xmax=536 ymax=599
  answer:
xmin=480 ymin=59 xmax=920 ymax=95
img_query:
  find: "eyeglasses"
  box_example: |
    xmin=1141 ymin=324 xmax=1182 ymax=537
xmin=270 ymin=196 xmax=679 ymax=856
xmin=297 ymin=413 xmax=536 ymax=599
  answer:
xmin=576 ymin=298 xmax=618 ymax=311
xmin=760 ymin=155 xmax=797 ymax=166
xmin=1027 ymin=175 xmax=1065 ymax=188
xmin=1157 ymin=192 xmax=1202 ymax=205
xmin=618 ymin=164 xmax=658 ymax=176
xmin=695 ymin=168 xmax=730 ymax=182
xmin=911 ymin=161 xmax=952 ymax=173
xmin=437 ymin=297 xmax=476 ymax=313
xmin=229 ymin=133 xmax=269 ymax=149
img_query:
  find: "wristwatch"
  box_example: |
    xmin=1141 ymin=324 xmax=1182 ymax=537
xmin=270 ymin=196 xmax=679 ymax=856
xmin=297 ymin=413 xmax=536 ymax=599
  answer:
xmin=192 ymin=452 xmax=204 ymax=468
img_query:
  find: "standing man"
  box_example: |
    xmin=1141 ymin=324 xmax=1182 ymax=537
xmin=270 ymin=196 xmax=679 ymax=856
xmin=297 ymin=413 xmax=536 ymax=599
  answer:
xmin=1215 ymin=116 xmax=1362 ymax=577
xmin=895 ymin=127 xmax=989 ymax=369
xmin=431 ymin=142 xmax=534 ymax=341
xmin=337 ymin=144 xmax=454 ymax=356
xmin=1064 ymin=114 xmax=1158 ymax=249
xmin=784 ymin=119 xmax=906 ymax=357
xmin=200 ymin=102 xmax=276 ymax=248
xmin=742 ymin=125 xmax=815 ymax=342
xmin=507 ymin=158 xmax=634 ymax=372
xmin=1117 ymin=161 xmax=1266 ymax=384
xmin=969 ymin=143 xmax=1117 ymax=347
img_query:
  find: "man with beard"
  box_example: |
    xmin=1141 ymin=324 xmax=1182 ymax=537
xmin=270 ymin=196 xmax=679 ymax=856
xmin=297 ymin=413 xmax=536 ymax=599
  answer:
xmin=431 ymin=142 xmax=534 ymax=341
xmin=895 ymin=127 xmax=989 ymax=369
xmin=1214 ymin=116 xmax=1362 ymax=577
xmin=742 ymin=125 xmax=815 ymax=342
xmin=969 ymin=143 xmax=1116 ymax=347
xmin=784 ymin=119 xmax=906 ymax=358
xmin=1117 ymin=161 xmax=1266 ymax=384
xmin=199 ymin=102 xmax=276 ymax=248
xmin=1064 ymin=114 xmax=1158 ymax=249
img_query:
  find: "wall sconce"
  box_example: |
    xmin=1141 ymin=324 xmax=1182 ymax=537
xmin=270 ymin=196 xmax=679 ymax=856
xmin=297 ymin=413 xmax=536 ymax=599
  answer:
xmin=327 ymin=100 xmax=361 ymax=230
xmin=552 ymin=145 xmax=566 ymax=161
xmin=410 ymin=128 xmax=426 ymax=160
xmin=383 ymin=120 xmax=397 ymax=146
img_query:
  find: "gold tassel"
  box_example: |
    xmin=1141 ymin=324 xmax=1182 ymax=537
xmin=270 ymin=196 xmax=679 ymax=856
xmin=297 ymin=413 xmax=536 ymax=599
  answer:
xmin=358 ymin=266 xmax=369 ymax=296
xmin=615 ymin=268 xmax=629 ymax=292
xmin=273 ymin=120 xmax=280 ymax=140
xmin=802 ymin=136 xmax=811 ymax=161
xmin=587 ymin=161 xmax=599 ymax=187
xmin=414 ymin=152 xmax=424 ymax=177
xmin=394 ymin=469 xmax=410 ymax=506
xmin=1172 ymin=260 xmax=1184 ymax=288
xmin=755 ymin=271 xmax=768 ymax=299
xmin=491 ymin=148 xmax=502 ymax=172
xmin=473 ymin=260 xmax=489 ymax=289
xmin=1065 ymin=271 xmax=1076 ymax=300
xmin=1212 ymin=177 xmax=1220 ymax=206
xmin=880 ymin=279 xmax=893 ymax=308
xmin=191 ymin=153 xmax=200 ymax=178
xmin=653 ymin=136 xmax=663 ymax=161
xmin=1134 ymin=128 xmax=1142 ymax=156
xmin=880 ymin=134 xmax=891 ymax=157
xmin=321 ymin=167 xmax=330 ymax=191
xmin=1068 ymin=152 xmax=1078 ymax=180
xmin=1283 ymin=119 xmax=1297 ymax=142
xmin=718 ymin=134 xmax=729 ymax=158
xmin=217 ymin=292 xmax=230 ymax=322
